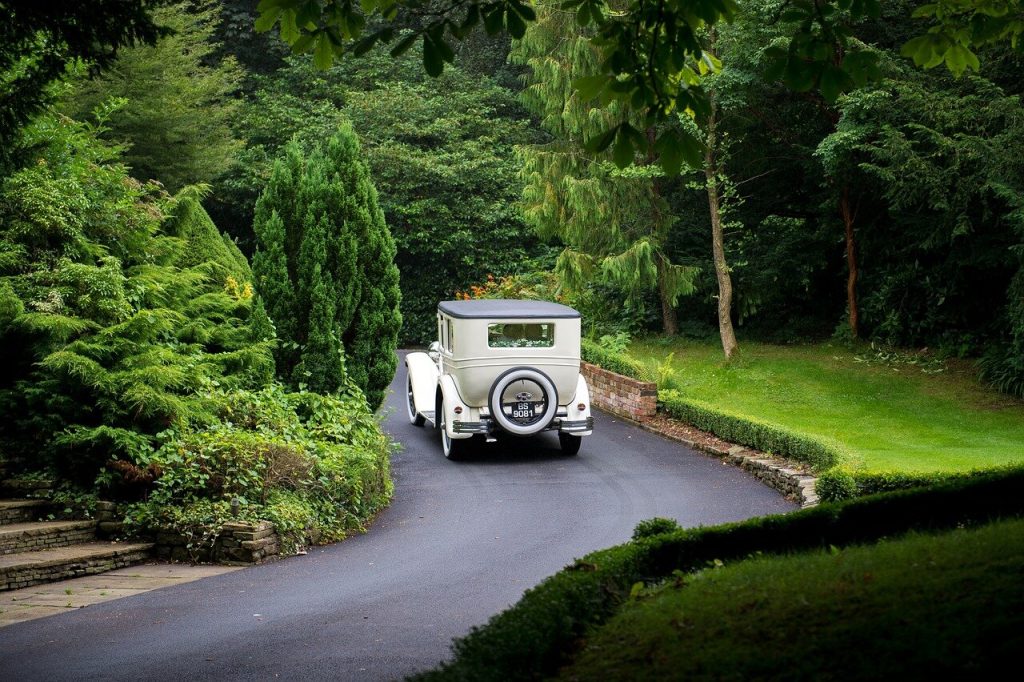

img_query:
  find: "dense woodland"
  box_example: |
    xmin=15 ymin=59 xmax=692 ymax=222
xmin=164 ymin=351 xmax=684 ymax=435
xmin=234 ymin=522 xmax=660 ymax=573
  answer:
xmin=0 ymin=0 xmax=1022 ymax=544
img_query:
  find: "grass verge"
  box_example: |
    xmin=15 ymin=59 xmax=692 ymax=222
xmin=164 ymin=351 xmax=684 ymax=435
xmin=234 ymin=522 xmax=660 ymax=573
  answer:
xmin=557 ymin=517 xmax=1024 ymax=681
xmin=630 ymin=339 xmax=1024 ymax=473
xmin=410 ymin=468 xmax=1024 ymax=682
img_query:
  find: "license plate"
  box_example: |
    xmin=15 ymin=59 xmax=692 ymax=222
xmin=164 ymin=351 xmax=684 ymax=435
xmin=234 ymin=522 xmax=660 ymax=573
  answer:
xmin=511 ymin=402 xmax=537 ymax=420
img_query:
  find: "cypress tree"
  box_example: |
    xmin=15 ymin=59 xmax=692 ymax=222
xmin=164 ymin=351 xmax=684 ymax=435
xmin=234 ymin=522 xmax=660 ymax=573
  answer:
xmin=252 ymin=124 xmax=400 ymax=408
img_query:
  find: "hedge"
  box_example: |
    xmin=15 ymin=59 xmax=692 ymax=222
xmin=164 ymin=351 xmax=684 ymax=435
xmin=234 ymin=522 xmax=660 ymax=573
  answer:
xmin=580 ymin=339 xmax=652 ymax=382
xmin=814 ymin=466 xmax=1022 ymax=502
xmin=410 ymin=467 xmax=1024 ymax=682
xmin=658 ymin=389 xmax=844 ymax=471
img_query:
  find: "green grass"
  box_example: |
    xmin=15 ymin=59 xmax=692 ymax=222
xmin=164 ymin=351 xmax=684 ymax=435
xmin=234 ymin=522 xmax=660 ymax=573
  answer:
xmin=630 ymin=339 xmax=1024 ymax=473
xmin=557 ymin=517 xmax=1024 ymax=681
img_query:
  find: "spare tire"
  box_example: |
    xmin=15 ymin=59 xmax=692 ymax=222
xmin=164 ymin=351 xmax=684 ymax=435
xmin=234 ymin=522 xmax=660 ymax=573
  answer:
xmin=488 ymin=367 xmax=559 ymax=436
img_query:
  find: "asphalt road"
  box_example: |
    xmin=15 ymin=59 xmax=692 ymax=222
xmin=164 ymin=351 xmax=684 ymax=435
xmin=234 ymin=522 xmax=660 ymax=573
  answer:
xmin=0 ymin=354 xmax=795 ymax=681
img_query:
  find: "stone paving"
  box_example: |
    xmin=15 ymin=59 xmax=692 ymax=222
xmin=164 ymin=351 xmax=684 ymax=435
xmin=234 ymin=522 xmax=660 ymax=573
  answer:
xmin=0 ymin=562 xmax=241 ymax=627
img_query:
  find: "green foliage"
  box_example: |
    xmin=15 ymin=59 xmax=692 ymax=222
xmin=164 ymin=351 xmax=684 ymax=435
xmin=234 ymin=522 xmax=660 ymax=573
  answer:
xmin=633 ymin=338 xmax=1024 ymax=474
xmin=512 ymin=6 xmax=697 ymax=333
xmin=814 ymin=465 xmax=1017 ymax=502
xmin=816 ymin=64 xmax=1024 ymax=353
xmin=0 ymin=0 xmax=166 ymax=163
xmin=165 ymin=189 xmax=252 ymax=283
xmin=659 ymin=389 xmax=843 ymax=470
xmin=411 ymin=467 xmax=1024 ymax=682
xmin=580 ymin=339 xmax=653 ymax=382
xmin=814 ymin=467 xmax=859 ymax=502
xmin=0 ymin=111 xmax=272 ymax=483
xmin=221 ymin=50 xmax=550 ymax=343
xmin=560 ymin=518 xmax=1024 ymax=680
xmin=61 ymin=1 xmax=243 ymax=193
xmin=631 ymin=517 xmax=681 ymax=541
xmin=252 ymin=126 xmax=401 ymax=407
xmin=123 ymin=384 xmax=393 ymax=554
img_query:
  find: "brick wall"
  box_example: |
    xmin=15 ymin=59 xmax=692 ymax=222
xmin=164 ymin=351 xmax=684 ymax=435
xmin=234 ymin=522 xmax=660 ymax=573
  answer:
xmin=581 ymin=361 xmax=657 ymax=422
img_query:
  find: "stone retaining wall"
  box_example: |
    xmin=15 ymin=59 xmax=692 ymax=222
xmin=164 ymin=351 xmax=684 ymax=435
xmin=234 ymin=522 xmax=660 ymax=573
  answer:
xmin=155 ymin=521 xmax=281 ymax=564
xmin=583 ymin=363 xmax=820 ymax=508
xmin=0 ymin=501 xmax=49 ymax=525
xmin=0 ymin=546 xmax=153 ymax=591
xmin=581 ymin=361 xmax=657 ymax=422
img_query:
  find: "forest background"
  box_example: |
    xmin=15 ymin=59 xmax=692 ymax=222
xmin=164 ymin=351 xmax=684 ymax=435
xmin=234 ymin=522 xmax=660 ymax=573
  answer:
xmin=0 ymin=0 xmax=1022 ymax=546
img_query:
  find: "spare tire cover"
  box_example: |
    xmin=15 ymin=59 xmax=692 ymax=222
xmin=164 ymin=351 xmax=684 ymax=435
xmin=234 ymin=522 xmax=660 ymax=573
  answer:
xmin=488 ymin=367 xmax=559 ymax=436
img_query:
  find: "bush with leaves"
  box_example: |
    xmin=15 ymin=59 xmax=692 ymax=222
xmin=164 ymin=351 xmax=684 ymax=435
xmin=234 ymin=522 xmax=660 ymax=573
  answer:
xmin=0 ymin=111 xmax=272 ymax=483
xmin=123 ymin=383 xmax=393 ymax=555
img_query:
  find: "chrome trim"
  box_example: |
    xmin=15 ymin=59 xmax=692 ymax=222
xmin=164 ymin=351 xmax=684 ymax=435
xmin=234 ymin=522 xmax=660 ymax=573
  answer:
xmin=558 ymin=417 xmax=594 ymax=433
xmin=452 ymin=420 xmax=490 ymax=434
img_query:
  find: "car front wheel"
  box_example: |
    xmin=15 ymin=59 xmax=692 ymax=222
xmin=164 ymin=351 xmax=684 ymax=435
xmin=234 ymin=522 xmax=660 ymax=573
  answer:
xmin=406 ymin=374 xmax=425 ymax=426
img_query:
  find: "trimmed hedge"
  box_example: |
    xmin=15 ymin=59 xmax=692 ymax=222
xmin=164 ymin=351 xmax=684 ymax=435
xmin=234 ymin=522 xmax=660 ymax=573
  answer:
xmin=658 ymin=389 xmax=844 ymax=470
xmin=411 ymin=467 xmax=1024 ymax=682
xmin=581 ymin=339 xmax=652 ymax=381
xmin=814 ymin=466 xmax=1021 ymax=502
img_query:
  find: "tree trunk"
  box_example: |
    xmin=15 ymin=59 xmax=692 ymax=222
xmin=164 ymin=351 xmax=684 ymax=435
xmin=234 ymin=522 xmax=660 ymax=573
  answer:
xmin=840 ymin=185 xmax=859 ymax=338
xmin=647 ymin=127 xmax=678 ymax=337
xmin=658 ymin=257 xmax=679 ymax=336
xmin=705 ymin=93 xmax=739 ymax=360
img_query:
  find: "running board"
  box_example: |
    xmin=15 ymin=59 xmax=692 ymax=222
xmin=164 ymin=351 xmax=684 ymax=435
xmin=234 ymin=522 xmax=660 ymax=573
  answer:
xmin=423 ymin=410 xmax=437 ymax=427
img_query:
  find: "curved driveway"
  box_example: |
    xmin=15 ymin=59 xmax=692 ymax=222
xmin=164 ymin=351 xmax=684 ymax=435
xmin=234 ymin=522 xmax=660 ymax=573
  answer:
xmin=0 ymin=354 xmax=794 ymax=680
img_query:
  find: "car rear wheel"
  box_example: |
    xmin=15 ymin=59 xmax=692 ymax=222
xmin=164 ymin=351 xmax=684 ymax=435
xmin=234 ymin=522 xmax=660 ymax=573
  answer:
xmin=406 ymin=374 xmax=425 ymax=426
xmin=487 ymin=367 xmax=559 ymax=436
xmin=559 ymin=432 xmax=582 ymax=456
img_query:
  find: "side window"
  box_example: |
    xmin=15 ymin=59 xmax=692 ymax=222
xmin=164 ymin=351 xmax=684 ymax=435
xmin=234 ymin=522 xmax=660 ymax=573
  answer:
xmin=439 ymin=315 xmax=447 ymax=351
xmin=447 ymin=318 xmax=454 ymax=353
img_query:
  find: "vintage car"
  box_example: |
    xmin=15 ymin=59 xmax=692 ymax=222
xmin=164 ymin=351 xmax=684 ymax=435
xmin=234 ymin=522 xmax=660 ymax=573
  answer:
xmin=404 ymin=299 xmax=594 ymax=459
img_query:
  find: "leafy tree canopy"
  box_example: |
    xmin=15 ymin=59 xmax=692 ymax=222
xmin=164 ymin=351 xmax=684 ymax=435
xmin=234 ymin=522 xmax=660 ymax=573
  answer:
xmin=255 ymin=0 xmax=1023 ymax=173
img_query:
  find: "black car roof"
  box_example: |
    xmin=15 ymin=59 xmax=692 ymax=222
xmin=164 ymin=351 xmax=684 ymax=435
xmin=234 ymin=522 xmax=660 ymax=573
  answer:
xmin=438 ymin=299 xmax=581 ymax=319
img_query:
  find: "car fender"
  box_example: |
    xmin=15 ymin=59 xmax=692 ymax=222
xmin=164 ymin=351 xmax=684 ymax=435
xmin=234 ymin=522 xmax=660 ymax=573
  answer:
xmin=437 ymin=374 xmax=472 ymax=440
xmin=566 ymin=374 xmax=593 ymax=435
xmin=406 ymin=351 xmax=439 ymax=416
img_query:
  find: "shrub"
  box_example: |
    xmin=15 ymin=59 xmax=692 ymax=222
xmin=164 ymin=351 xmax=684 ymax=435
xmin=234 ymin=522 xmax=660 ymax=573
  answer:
xmin=815 ymin=468 xmax=858 ymax=501
xmin=658 ymin=390 xmax=844 ymax=470
xmin=581 ymin=338 xmax=653 ymax=382
xmin=411 ymin=467 xmax=1024 ymax=682
xmin=632 ymin=517 xmax=682 ymax=540
xmin=123 ymin=383 xmax=393 ymax=554
xmin=815 ymin=466 xmax=1009 ymax=502
xmin=0 ymin=112 xmax=273 ymax=482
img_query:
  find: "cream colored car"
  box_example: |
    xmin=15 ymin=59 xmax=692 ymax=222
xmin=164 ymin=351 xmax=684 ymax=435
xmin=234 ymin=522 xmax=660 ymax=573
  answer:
xmin=405 ymin=299 xmax=593 ymax=459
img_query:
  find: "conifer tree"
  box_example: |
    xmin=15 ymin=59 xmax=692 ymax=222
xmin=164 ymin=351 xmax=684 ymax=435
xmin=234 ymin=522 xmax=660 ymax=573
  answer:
xmin=511 ymin=4 xmax=697 ymax=334
xmin=63 ymin=0 xmax=242 ymax=193
xmin=252 ymin=125 xmax=400 ymax=408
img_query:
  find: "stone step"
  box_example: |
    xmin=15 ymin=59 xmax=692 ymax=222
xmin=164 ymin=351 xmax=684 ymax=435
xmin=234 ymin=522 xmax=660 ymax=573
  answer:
xmin=0 ymin=541 xmax=154 ymax=592
xmin=0 ymin=500 xmax=52 ymax=526
xmin=0 ymin=478 xmax=54 ymax=498
xmin=0 ymin=520 xmax=97 ymax=555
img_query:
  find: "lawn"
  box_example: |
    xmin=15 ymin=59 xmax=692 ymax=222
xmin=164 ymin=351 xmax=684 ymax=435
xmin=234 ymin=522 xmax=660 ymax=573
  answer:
xmin=557 ymin=517 xmax=1024 ymax=681
xmin=630 ymin=339 xmax=1024 ymax=473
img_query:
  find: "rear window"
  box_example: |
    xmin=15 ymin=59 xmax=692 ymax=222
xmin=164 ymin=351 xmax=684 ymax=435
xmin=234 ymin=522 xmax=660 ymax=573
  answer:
xmin=488 ymin=323 xmax=554 ymax=348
